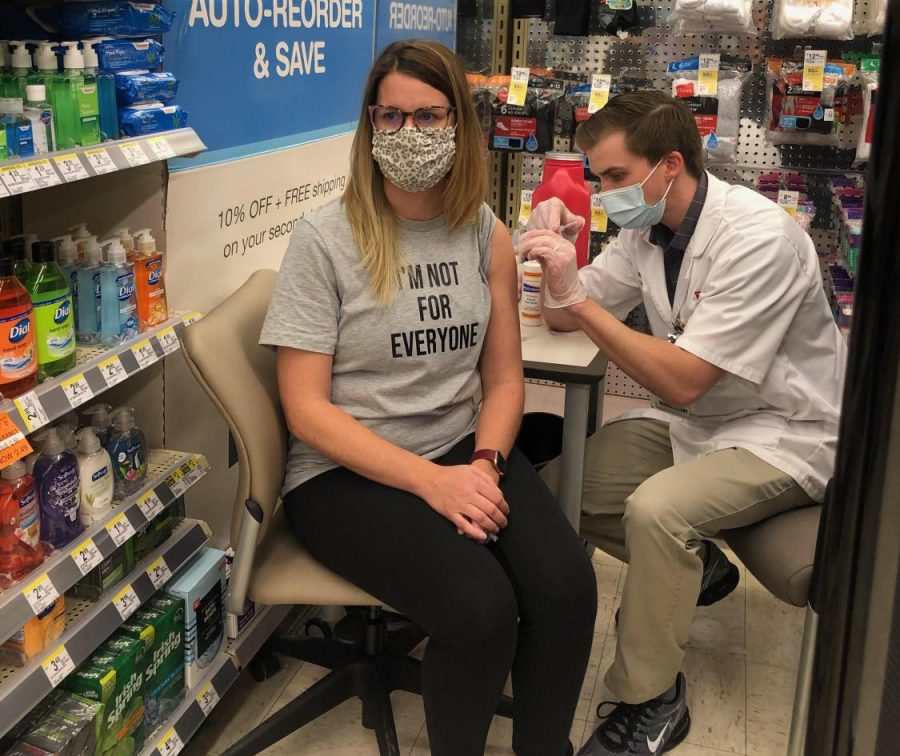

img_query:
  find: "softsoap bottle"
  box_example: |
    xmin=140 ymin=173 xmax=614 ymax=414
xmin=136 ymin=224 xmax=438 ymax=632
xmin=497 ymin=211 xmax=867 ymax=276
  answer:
xmin=531 ymin=152 xmax=592 ymax=269
xmin=32 ymin=427 xmax=83 ymax=549
xmin=106 ymin=406 xmax=147 ymax=499
xmin=75 ymin=428 xmax=113 ymax=525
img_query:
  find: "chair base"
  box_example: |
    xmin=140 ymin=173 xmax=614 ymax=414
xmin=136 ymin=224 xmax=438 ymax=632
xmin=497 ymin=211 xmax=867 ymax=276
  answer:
xmin=222 ymin=608 xmax=514 ymax=755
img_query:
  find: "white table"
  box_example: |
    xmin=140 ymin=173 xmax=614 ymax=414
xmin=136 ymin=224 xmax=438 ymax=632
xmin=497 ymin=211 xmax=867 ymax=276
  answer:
xmin=521 ymin=323 xmax=608 ymax=529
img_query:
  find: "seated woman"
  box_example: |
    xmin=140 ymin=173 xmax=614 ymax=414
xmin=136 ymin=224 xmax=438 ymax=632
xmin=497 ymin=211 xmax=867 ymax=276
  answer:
xmin=260 ymin=39 xmax=597 ymax=756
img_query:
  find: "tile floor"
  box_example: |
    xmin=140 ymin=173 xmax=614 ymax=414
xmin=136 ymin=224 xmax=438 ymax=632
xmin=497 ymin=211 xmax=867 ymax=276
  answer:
xmin=185 ymin=391 xmax=806 ymax=756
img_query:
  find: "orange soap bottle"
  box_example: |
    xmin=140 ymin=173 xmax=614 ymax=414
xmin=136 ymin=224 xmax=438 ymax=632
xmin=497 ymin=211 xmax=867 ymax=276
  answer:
xmin=131 ymin=229 xmax=168 ymax=330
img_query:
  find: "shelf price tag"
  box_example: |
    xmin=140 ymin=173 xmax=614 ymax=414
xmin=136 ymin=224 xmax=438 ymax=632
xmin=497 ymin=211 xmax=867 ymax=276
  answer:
xmin=591 ymin=195 xmax=609 ymax=233
xmin=14 ymin=391 xmax=49 ymax=433
xmin=167 ymin=468 xmax=188 ymax=497
xmin=196 ymin=681 xmax=220 ymax=716
xmin=41 ymin=645 xmax=75 ymax=688
xmin=803 ymin=50 xmax=827 ymax=92
xmin=23 ymin=573 xmax=59 ymax=615
xmin=517 ymin=190 xmax=532 ymax=228
xmin=157 ymin=327 xmax=180 ymax=355
xmin=507 ymin=67 xmax=530 ymax=107
xmin=26 ymin=159 xmax=62 ymax=189
xmin=697 ymin=54 xmax=720 ymax=96
xmin=0 ymin=165 xmax=39 ymax=194
xmin=146 ymin=556 xmax=172 ymax=589
xmin=120 ymin=141 xmax=151 ymax=167
xmin=588 ymin=73 xmax=612 ymax=113
xmin=54 ymin=153 xmax=91 ymax=182
xmin=137 ymin=490 xmax=165 ymax=521
xmin=147 ymin=136 xmax=176 ymax=160
xmin=0 ymin=412 xmax=32 ymax=468
xmin=85 ymin=147 xmax=116 ymax=174
xmin=157 ymin=728 xmax=185 ymax=756
xmin=132 ymin=340 xmax=159 ymax=369
xmin=113 ymin=583 xmax=140 ymax=619
xmin=778 ymin=190 xmax=800 ymax=217
xmin=62 ymin=373 xmax=94 ymax=408
xmin=99 ymin=355 xmax=128 ymax=387
xmin=0 ymin=180 xmax=8 ymax=197
xmin=181 ymin=312 xmax=202 ymax=327
xmin=106 ymin=513 xmax=136 ymax=547
xmin=71 ymin=537 xmax=104 ymax=575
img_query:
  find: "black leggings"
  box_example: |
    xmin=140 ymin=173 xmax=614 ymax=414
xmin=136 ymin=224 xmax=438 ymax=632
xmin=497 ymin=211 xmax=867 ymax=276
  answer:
xmin=283 ymin=434 xmax=597 ymax=756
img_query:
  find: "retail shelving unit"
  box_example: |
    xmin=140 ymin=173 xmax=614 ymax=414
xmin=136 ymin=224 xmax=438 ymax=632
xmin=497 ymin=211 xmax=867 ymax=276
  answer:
xmin=0 ymin=450 xmax=209 ymax=646
xmin=137 ymin=605 xmax=291 ymax=756
xmin=3 ymin=311 xmax=200 ymax=435
xmin=0 ymin=518 xmax=211 ymax=736
xmin=0 ymin=129 xmax=206 ymax=197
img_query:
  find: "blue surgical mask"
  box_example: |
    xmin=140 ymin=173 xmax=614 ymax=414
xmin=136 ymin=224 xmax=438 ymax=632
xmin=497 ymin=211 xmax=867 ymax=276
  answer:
xmin=597 ymin=158 xmax=673 ymax=229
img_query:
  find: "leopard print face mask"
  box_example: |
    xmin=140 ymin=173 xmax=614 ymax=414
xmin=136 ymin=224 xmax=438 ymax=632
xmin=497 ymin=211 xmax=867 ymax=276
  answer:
xmin=372 ymin=126 xmax=457 ymax=193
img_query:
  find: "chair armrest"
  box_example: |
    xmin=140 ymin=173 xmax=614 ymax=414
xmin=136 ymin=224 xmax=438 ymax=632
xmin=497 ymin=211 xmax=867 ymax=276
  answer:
xmin=226 ymin=498 xmax=264 ymax=615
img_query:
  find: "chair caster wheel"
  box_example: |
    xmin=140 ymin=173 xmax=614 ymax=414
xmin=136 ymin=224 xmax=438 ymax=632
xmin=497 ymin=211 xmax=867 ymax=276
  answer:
xmin=249 ymin=652 xmax=280 ymax=682
xmin=305 ymin=618 xmax=333 ymax=640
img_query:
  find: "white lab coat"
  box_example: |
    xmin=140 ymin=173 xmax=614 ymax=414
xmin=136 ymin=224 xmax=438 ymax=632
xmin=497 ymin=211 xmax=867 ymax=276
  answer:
xmin=581 ymin=173 xmax=846 ymax=501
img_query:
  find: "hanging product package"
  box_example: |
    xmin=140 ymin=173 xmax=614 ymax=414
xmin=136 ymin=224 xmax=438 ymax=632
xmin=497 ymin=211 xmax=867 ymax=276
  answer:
xmin=553 ymin=0 xmax=592 ymax=35
xmin=467 ymin=73 xmax=494 ymax=148
xmin=854 ymin=57 xmax=879 ymax=165
xmin=488 ymin=71 xmax=583 ymax=154
xmin=765 ymin=58 xmax=856 ymax=147
xmin=119 ymin=102 xmax=188 ymax=136
xmin=561 ymin=71 xmax=654 ymax=152
xmin=114 ymin=70 xmax=179 ymax=105
xmin=58 ymin=1 xmax=175 ymax=37
xmin=772 ymin=0 xmax=854 ymax=39
xmin=667 ymin=55 xmax=752 ymax=164
xmin=97 ymin=39 xmax=165 ymax=72
xmin=596 ymin=0 xmax=640 ymax=36
xmin=667 ymin=0 xmax=755 ymax=34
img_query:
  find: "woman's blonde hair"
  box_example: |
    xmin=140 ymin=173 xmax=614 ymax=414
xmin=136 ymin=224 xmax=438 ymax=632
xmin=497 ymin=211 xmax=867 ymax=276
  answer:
xmin=343 ymin=40 xmax=488 ymax=305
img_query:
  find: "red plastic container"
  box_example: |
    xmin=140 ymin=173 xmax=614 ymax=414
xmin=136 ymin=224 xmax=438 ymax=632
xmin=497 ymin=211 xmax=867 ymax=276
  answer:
xmin=531 ymin=152 xmax=592 ymax=269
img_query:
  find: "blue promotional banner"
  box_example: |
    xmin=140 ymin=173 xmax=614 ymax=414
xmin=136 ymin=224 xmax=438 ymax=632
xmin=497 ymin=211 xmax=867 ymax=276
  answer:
xmin=162 ymin=0 xmax=457 ymax=169
xmin=164 ymin=0 xmax=377 ymax=169
xmin=374 ymin=0 xmax=457 ymax=54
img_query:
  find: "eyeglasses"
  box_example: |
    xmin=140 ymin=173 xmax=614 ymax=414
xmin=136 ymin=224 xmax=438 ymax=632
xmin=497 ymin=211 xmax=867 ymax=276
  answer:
xmin=368 ymin=105 xmax=456 ymax=132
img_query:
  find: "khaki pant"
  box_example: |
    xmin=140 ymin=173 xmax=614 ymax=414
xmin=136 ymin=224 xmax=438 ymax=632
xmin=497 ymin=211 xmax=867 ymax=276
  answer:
xmin=539 ymin=417 xmax=813 ymax=703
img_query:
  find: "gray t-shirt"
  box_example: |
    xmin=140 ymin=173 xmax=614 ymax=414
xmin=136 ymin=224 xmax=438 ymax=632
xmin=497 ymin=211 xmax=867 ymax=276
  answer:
xmin=260 ymin=198 xmax=498 ymax=495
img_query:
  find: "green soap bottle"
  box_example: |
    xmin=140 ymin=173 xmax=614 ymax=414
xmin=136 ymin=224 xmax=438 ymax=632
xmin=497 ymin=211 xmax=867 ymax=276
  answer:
xmin=2 ymin=236 xmax=33 ymax=287
xmin=61 ymin=42 xmax=99 ymax=147
xmin=2 ymin=42 xmax=31 ymax=99
xmin=28 ymin=241 xmax=76 ymax=381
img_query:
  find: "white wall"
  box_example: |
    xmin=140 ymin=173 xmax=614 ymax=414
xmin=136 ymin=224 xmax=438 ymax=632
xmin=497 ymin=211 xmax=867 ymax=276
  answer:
xmin=163 ymin=134 xmax=354 ymax=545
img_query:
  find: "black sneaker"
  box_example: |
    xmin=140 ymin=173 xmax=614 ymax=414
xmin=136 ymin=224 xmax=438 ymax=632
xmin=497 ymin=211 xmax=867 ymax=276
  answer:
xmin=577 ymin=673 xmax=690 ymax=755
xmin=615 ymin=540 xmax=739 ymax=627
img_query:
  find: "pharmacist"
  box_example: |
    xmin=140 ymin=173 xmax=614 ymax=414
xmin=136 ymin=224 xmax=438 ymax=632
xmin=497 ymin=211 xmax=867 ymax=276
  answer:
xmin=518 ymin=91 xmax=847 ymax=756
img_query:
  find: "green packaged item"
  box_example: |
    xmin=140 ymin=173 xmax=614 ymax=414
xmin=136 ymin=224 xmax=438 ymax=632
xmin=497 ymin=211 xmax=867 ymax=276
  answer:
xmin=131 ymin=499 xmax=184 ymax=564
xmin=21 ymin=712 xmax=95 ymax=756
xmin=120 ymin=599 xmax=185 ymax=728
xmin=53 ymin=693 xmax=104 ymax=753
xmin=64 ymin=635 xmax=146 ymax=755
xmin=70 ymin=541 xmax=135 ymax=601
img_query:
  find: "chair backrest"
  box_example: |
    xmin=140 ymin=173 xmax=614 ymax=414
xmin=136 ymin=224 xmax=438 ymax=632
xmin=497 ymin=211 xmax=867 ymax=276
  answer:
xmin=180 ymin=269 xmax=286 ymax=545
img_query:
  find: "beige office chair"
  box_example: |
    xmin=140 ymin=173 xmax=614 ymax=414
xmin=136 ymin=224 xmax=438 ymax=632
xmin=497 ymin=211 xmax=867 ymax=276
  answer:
xmin=722 ymin=504 xmax=822 ymax=756
xmin=181 ymin=269 xmax=513 ymax=755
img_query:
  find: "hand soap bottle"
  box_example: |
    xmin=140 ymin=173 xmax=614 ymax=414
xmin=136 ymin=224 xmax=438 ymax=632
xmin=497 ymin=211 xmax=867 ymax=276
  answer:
xmin=106 ymin=406 xmax=147 ymax=499
xmin=99 ymin=237 xmax=138 ymax=345
xmin=75 ymin=428 xmax=113 ymax=524
xmin=0 ymin=460 xmax=44 ymax=587
xmin=76 ymin=236 xmax=103 ymax=345
xmin=32 ymin=427 xmax=83 ymax=549
xmin=82 ymin=402 xmax=112 ymax=447
xmin=132 ymin=229 xmax=168 ymax=329
xmin=28 ymin=240 xmax=76 ymax=381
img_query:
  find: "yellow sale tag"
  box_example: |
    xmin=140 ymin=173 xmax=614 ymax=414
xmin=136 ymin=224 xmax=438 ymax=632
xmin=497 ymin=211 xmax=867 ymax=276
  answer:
xmin=588 ymin=74 xmax=612 ymax=114
xmin=518 ymin=189 xmax=533 ymax=227
xmin=591 ymin=197 xmax=608 ymax=233
xmin=803 ymin=50 xmax=827 ymax=92
xmin=698 ymin=54 xmax=720 ymax=97
xmin=507 ymin=67 xmax=530 ymax=107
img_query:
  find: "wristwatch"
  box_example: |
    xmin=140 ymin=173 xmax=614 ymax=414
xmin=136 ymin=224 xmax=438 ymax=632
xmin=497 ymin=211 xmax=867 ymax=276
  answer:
xmin=470 ymin=449 xmax=507 ymax=479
